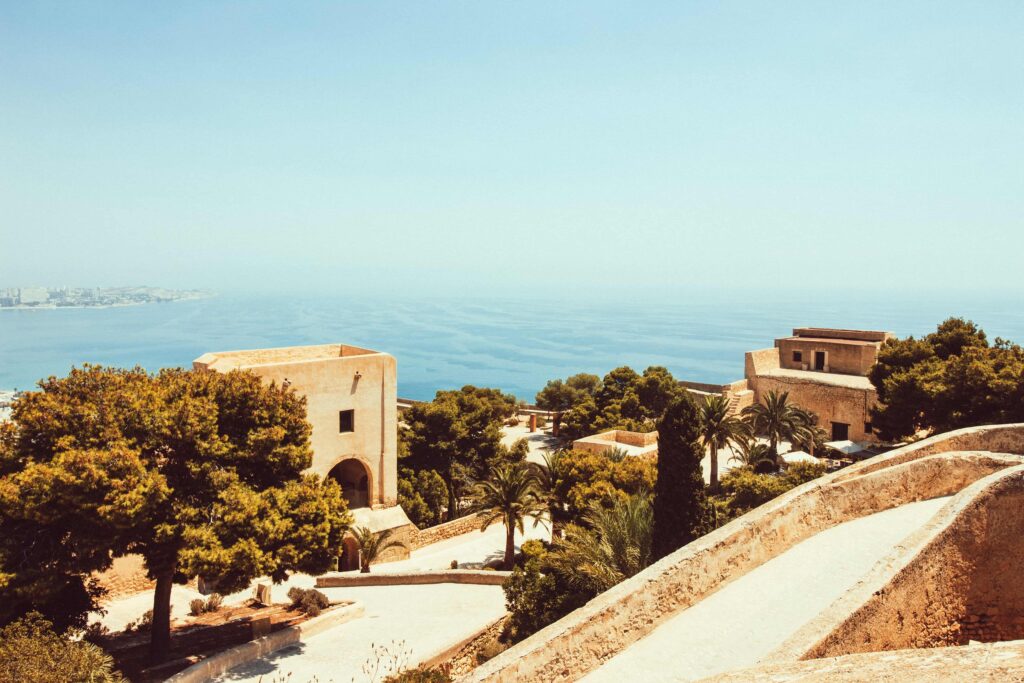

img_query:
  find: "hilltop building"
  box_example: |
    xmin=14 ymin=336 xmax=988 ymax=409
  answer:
xmin=194 ymin=343 xmax=414 ymax=569
xmin=743 ymin=328 xmax=893 ymax=443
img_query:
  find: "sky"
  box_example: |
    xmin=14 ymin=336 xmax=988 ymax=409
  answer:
xmin=1 ymin=2 xmax=1022 ymax=300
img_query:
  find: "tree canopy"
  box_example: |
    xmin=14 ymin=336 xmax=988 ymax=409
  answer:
xmin=651 ymin=394 xmax=708 ymax=560
xmin=534 ymin=373 xmax=600 ymax=412
xmin=0 ymin=365 xmax=351 ymax=662
xmin=401 ymin=385 xmax=521 ymax=521
xmin=0 ymin=613 xmax=125 ymax=683
xmin=869 ymin=318 xmax=1024 ymax=440
xmin=557 ymin=366 xmax=686 ymax=441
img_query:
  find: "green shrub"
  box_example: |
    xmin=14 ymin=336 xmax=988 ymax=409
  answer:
xmin=189 ymin=598 xmax=206 ymax=616
xmin=287 ymin=587 xmax=330 ymax=617
xmin=782 ymin=460 xmax=827 ymax=486
xmin=0 ymin=613 xmax=125 ymax=683
xmin=718 ymin=468 xmax=791 ymax=513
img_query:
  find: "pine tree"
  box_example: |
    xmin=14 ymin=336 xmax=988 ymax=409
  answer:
xmin=652 ymin=394 xmax=707 ymax=560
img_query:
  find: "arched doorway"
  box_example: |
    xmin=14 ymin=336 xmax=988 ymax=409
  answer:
xmin=339 ymin=535 xmax=360 ymax=572
xmin=328 ymin=458 xmax=371 ymax=509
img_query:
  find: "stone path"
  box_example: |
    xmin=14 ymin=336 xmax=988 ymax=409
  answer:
xmin=212 ymin=582 xmax=506 ymax=682
xmin=582 ymin=496 xmax=950 ymax=683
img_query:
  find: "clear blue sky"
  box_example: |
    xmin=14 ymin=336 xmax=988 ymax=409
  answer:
xmin=1 ymin=2 xmax=1021 ymax=299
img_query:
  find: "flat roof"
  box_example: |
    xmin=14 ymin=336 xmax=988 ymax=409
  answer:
xmin=195 ymin=343 xmax=382 ymax=370
xmin=761 ymin=368 xmax=874 ymax=390
xmin=777 ymin=336 xmax=879 ymax=347
xmin=792 ymin=328 xmax=892 ymax=342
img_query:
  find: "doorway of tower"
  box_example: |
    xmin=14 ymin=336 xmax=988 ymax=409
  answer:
xmin=328 ymin=458 xmax=371 ymax=509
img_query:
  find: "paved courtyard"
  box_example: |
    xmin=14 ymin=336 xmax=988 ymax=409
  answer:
xmin=213 ymin=582 xmax=506 ymax=682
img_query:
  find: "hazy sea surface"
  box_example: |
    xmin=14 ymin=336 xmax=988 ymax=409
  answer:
xmin=1 ymin=292 xmax=1022 ymax=401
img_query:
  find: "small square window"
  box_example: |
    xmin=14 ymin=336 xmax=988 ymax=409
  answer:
xmin=339 ymin=410 xmax=355 ymax=433
xmin=864 ymin=421 xmax=873 ymax=434
xmin=792 ymin=350 xmax=803 ymax=363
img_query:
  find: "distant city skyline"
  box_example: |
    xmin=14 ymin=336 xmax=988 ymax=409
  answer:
xmin=2 ymin=2 xmax=1022 ymax=299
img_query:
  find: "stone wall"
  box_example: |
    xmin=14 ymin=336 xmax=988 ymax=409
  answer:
xmin=776 ymin=338 xmax=878 ymax=375
xmin=754 ymin=373 xmax=877 ymax=442
xmin=426 ymin=616 xmax=510 ymax=678
xmin=745 ymin=347 xmax=780 ymax=380
xmin=835 ymin=423 xmax=1024 ymax=482
xmin=317 ymin=570 xmax=509 ymax=588
xmin=779 ymin=463 xmax=1024 ymax=660
xmin=459 ymin=424 xmax=1024 ymax=683
xmin=412 ymin=513 xmax=495 ymax=550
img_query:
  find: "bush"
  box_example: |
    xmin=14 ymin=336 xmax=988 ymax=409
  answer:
xmin=205 ymin=592 xmax=223 ymax=612
xmin=718 ymin=468 xmax=791 ymax=513
xmin=287 ymin=587 xmax=330 ymax=617
xmin=123 ymin=607 xmax=166 ymax=633
xmin=189 ymin=592 xmax=224 ymax=617
xmin=0 ymin=613 xmax=126 ymax=683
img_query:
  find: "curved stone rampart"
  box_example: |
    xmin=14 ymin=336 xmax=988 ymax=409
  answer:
xmin=833 ymin=422 xmax=1024 ymax=482
xmin=460 ymin=425 xmax=1024 ymax=683
xmin=768 ymin=462 xmax=1024 ymax=662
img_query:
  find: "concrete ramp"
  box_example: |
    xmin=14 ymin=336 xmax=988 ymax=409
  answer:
xmin=582 ymin=497 xmax=950 ymax=682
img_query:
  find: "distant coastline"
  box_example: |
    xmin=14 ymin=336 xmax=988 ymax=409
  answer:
xmin=0 ymin=287 xmax=213 ymax=310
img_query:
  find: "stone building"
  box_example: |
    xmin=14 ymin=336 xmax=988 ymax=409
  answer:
xmin=743 ymin=328 xmax=893 ymax=443
xmin=193 ymin=343 xmax=413 ymax=568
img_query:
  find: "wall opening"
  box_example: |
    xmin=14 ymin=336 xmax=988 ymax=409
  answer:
xmin=328 ymin=458 xmax=371 ymax=509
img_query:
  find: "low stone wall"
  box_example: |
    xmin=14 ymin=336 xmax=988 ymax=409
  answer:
xmin=459 ymin=424 xmax=1024 ymax=683
xmin=769 ymin=462 xmax=1024 ymax=661
xmin=164 ymin=601 xmax=364 ymax=683
xmin=835 ymin=423 xmax=1024 ymax=482
xmin=316 ymin=570 xmax=510 ymax=588
xmin=412 ymin=513 xmax=495 ymax=550
xmin=422 ymin=616 xmax=509 ymax=678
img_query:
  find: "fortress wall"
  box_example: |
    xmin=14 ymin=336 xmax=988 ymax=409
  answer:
xmin=835 ymin=423 xmax=1024 ymax=482
xmin=459 ymin=428 xmax=1024 ymax=683
xmin=775 ymin=464 xmax=1024 ymax=660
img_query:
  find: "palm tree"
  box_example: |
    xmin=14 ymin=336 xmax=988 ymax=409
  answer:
xmin=698 ymin=395 xmax=744 ymax=491
xmin=530 ymin=451 xmax=571 ymax=539
xmin=351 ymin=526 xmax=407 ymax=573
xmin=548 ymin=492 xmax=653 ymax=594
xmin=728 ymin=434 xmax=777 ymax=471
xmin=466 ymin=462 xmax=546 ymax=570
xmin=789 ymin=407 xmax=828 ymax=456
xmin=741 ymin=390 xmax=814 ymax=465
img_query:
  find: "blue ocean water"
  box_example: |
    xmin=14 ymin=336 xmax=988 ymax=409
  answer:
xmin=1 ymin=292 xmax=1022 ymax=401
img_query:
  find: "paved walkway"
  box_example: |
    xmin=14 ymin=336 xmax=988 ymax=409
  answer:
xmin=501 ymin=424 xmax=559 ymax=464
xmin=213 ymin=582 xmax=506 ymax=682
xmin=582 ymin=496 xmax=950 ymax=683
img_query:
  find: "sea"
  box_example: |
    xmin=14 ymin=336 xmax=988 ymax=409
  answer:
xmin=1 ymin=291 xmax=1022 ymax=402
